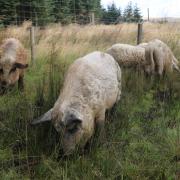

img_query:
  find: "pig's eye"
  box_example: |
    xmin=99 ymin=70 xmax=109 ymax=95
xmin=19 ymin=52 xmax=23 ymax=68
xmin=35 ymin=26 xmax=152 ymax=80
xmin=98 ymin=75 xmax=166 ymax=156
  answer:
xmin=0 ymin=69 xmax=3 ymax=74
xmin=65 ymin=119 xmax=82 ymax=134
xmin=10 ymin=67 xmax=16 ymax=73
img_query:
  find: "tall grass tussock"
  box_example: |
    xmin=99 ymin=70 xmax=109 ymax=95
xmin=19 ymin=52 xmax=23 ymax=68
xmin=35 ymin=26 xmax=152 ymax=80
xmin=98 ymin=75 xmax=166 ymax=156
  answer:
xmin=0 ymin=22 xmax=180 ymax=179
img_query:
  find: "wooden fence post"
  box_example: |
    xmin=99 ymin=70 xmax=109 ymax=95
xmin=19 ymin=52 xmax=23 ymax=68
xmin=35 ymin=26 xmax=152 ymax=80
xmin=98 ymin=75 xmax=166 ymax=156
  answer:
xmin=90 ymin=12 xmax=95 ymax=25
xmin=147 ymin=8 xmax=150 ymax=21
xmin=30 ymin=26 xmax=35 ymax=65
xmin=137 ymin=23 xmax=143 ymax=45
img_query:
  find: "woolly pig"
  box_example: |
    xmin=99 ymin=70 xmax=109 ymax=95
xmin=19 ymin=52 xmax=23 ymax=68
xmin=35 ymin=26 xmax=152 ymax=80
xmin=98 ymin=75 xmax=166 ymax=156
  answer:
xmin=106 ymin=44 xmax=145 ymax=68
xmin=138 ymin=42 xmax=148 ymax=48
xmin=32 ymin=51 xmax=121 ymax=156
xmin=0 ymin=38 xmax=28 ymax=91
xmin=144 ymin=39 xmax=180 ymax=75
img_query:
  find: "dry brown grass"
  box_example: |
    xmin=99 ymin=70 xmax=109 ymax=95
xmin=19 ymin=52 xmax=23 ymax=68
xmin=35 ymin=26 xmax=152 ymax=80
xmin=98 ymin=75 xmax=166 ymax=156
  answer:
xmin=1 ymin=22 xmax=180 ymax=63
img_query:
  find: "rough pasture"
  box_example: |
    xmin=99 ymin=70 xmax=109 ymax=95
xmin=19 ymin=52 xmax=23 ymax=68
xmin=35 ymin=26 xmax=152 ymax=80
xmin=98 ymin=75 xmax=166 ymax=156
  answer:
xmin=0 ymin=22 xmax=179 ymax=179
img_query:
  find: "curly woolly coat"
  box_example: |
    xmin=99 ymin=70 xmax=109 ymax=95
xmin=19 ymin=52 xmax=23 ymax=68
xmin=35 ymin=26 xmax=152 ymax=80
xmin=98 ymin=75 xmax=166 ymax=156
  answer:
xmin=0 ymin=38 xmax=28 ymax=90
xmin=106 ymin=43 xmax=146 ymax=68
xmin=32 ymin=51 xmax=121 ymax=155
xmin=144 ymin=39 xmax=180 ymax=75
xmin=106 ymin=40 xmax=179 ymax=76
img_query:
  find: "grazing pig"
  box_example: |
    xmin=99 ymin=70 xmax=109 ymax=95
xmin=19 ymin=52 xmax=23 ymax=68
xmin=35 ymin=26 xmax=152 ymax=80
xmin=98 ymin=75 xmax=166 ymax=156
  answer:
xmin=106 ymin=43 xmax=146 ymax=68
xmin=32 ymin=51 xmax=121 ymax=156
xmin=0 ymin=38 xmax=28 ymax=91
xmin=144 ymin=39 xmax=180 ymax=75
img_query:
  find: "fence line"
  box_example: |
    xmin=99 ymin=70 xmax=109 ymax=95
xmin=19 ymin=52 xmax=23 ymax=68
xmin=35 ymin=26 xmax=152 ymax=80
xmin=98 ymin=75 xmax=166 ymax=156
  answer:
xmin=26 ymin=22 xmax=143 ymax=65
xmin=0 ymin=0 xmax=143 ymax=27
xmin=30 ymin=26 xmax=35 ymax=66
xmin=137 ymin=23 xmax=143 ymax=45
xmin=0 ymin=0 xmax=145 ymax=65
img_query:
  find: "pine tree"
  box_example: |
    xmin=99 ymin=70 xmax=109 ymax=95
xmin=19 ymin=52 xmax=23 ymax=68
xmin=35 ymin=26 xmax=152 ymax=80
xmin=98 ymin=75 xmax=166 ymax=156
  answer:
xmin=0 ymin=0 xmax=19 ymax=26
xmin=69 ymin=0 xmax=101 ymax=24
xmin=0 ymin=0 xmax=103 ymax=26
xmin=133 ymin=3 xmax=142 ymax=22
xmin=123 ymin=1 xmax=133 ymax=22
xmin=15 ymin=0 xmax=55 ymax=26
xmin=74 ymin=0 xmax=92 ymax=24
xmin=38 ymin=0 xmax=55 ymax=26
xmin=53 ymin=0 xmax=72 ymax=24
xmin=93 ymin=0 xmax=102 ymax=18
xmin=101 ymin=2 xmax=121 ymax=24
xmin=116 ymin=8 xmax=122 ymax=23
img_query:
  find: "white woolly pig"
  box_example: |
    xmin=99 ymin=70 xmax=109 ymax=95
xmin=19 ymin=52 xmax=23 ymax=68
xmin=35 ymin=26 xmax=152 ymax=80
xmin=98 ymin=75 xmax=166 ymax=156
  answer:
xmin=144 ymin=39 xmax=180 ymax=75
xmin=32 ymin=51 xmax=121 ymax=156
xmin=106 ymin=43 xmax=146 ymax=68
xmin=0 ymin=38 xmax=28 ymax=91
xmin=138 ymin=42 xmax=148 ymax=48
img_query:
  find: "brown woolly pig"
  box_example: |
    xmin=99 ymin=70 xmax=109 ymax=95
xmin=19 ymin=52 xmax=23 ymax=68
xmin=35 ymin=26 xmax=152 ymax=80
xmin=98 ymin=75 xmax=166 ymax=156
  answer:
xmin=0 ymin=38 xmax=28 ymax=91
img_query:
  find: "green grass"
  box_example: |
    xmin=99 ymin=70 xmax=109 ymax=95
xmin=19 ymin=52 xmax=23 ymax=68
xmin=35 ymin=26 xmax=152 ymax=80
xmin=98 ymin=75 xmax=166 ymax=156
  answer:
xmin=0 ymin=24 xmax=180 ymax=179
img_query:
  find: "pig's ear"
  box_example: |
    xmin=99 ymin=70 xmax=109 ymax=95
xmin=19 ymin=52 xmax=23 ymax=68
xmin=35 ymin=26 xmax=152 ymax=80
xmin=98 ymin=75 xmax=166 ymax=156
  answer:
xmin=15 ymin=62 xmax=28 ymax=69
xmin=31 ymin=109 xmax=53 ymax=125
xmin=16 ymin=47 xmax=28 ymax=65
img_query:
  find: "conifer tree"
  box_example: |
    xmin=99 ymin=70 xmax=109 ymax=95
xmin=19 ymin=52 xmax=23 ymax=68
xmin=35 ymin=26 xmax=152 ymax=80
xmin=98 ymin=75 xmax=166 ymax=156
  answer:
xmin=123 ymin=1 xmax=133 ymax=22
xmin=53 ymin=0 xmax=72 ymax=24
xmin=133 ymin=3 xmax=142 ymax=22
xmin=101 ymin=2 xmax=121 ymax=24
xmin=0 ymin=0 xmax=19 ymax=26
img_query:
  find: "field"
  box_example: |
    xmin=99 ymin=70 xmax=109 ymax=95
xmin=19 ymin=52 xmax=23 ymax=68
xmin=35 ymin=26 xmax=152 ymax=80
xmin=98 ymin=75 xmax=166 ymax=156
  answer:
xmin=0 ymin=22 xmax=180 ymax=179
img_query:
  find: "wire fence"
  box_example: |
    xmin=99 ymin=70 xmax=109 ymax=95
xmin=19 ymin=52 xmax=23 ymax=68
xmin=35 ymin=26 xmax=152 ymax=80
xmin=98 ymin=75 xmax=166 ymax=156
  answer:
xmin=1 ymin=2 xmax=93 ymax=26
xmin=0 ymin=1 xmax=144 ymax=27
xmin=0 ymin=1 xmax=147 ymax=67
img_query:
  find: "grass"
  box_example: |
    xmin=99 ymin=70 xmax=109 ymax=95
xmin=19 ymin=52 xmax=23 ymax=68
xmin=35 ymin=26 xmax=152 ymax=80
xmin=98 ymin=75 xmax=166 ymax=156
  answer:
xmin=0 ymin=22 xmax=180 ymax=179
